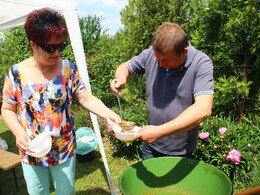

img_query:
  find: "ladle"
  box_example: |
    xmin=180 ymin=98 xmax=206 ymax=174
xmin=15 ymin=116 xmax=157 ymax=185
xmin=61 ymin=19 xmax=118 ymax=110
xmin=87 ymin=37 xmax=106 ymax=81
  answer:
xmin=115 ymin=81 xmax=123 ymax=119
xmin=114 ymin=82 xmax=136 ymax=131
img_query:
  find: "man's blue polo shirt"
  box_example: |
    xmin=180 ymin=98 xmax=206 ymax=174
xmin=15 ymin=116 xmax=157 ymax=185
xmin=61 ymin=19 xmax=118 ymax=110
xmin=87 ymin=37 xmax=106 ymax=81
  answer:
xmin=127 ymin=43 xmax=214 ymax=155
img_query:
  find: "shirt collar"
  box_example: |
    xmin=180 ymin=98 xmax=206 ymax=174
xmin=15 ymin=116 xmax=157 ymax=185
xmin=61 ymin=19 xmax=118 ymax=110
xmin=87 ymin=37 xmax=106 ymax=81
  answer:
xmin=169 ymin=42 xmax=196 ymax=75
xmin=184 ymin=42 xmax=196 ymax=69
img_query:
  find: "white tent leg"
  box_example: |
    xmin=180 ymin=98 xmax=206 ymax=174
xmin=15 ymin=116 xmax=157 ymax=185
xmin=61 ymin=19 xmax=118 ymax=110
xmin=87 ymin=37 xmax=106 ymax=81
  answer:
xmin=90 ymin=113 xmax=118 ymax=195
xmin=63 ymin=9 xmax=117 ymax=195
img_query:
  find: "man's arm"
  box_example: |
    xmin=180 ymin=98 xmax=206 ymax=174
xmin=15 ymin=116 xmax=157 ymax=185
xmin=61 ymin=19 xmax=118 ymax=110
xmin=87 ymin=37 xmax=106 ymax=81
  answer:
xmin=134 ymin=94 xmax=214 ymax=143
xmin=110 ymin=62 xmax=133 ymax=94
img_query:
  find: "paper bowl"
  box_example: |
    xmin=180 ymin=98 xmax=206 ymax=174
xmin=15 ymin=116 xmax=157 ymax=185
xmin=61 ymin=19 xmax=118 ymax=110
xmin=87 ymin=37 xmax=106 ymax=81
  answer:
xmin=26 ymin=131 xmax=52 ymax=157
xmin=113 ymin=125 xmax=140 ymax=141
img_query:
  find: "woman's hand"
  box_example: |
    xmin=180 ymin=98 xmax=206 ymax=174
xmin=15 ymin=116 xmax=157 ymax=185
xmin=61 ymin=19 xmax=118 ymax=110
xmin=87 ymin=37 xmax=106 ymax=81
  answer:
xmin=104 ymin=110 xmax=122 ymax=126
xmin=15 ymin=131 xmax=31 ymax=154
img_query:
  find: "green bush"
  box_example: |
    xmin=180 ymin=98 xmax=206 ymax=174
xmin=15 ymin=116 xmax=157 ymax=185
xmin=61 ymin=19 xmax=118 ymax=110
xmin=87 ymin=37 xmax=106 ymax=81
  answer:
xmin=194 ymin=115 xmax=260 ymax=189
xmin=86 ymin=52 xmax=124 ymax=96
xmin=213 ymin=75 xmax=252 ymax=120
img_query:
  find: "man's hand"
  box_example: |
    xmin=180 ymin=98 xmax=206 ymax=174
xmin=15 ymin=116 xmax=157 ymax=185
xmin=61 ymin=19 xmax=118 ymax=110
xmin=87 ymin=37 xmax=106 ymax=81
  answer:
xmin=110 ymin=78 xmax=127 ymax=95
xmin=134 ymin=125 xmax=164 ymax=144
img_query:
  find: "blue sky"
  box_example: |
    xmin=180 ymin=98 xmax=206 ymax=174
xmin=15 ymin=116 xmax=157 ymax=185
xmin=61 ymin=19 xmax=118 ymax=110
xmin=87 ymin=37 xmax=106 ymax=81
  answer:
xmin=76 ymin=0 xmax=129 ymax=35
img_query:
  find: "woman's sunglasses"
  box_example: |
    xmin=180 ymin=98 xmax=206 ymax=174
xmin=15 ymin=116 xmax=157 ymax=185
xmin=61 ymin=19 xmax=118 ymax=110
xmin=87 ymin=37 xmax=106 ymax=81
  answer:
xmin=37 ymin=41 xmax=67 ymax=53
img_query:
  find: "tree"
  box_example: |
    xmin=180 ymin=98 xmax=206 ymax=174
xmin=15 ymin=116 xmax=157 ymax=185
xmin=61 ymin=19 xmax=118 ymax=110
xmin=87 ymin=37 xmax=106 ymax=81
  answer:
xmin=188 ymin=0 xmax=259 ymax=122
xmin=79 ymin=15 xmax=104 ymax=57
xmin=120 ymin=0 xmax=191 ymax=58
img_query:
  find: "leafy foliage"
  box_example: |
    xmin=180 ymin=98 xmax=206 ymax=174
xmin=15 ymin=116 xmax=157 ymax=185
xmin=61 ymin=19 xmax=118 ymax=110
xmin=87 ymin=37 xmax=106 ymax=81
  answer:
xmin=120 ymin=0 xmax=191 ymax=58
xmin=79 ymin=15 xmax=104 ymax=57
xmin=213 ymin=75 xmax=252 ymax=119
xmin=187 ymin=0 xmax=259 ymax=119
xmin=86 ymin=52 xmax=124 ymax=96
xmin=194 ymin=115 xmax=260 ymax=189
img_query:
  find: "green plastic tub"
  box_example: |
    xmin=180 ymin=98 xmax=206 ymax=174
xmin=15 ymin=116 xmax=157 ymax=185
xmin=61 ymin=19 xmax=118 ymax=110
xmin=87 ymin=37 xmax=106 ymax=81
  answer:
xmin=119 ymin=157 xmax=232 ymax=195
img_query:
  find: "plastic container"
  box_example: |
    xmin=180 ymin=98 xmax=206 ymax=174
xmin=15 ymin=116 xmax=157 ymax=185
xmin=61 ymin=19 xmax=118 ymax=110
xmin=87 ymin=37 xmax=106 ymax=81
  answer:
xmin=26 ymin=131 xmax=52 ymax=157
xmin=113 ymin=125 xmax=140 ymax=141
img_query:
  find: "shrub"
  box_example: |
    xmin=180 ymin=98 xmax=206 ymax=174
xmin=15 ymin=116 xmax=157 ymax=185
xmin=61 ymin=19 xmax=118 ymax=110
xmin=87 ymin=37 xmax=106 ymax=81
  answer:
xmin=194 ymin=115 xmax=259 ymax=189
xmin=86 ymin=52 xmax=124 ymax=97
xmin=213 ymin=75 xmax=252 ymax=120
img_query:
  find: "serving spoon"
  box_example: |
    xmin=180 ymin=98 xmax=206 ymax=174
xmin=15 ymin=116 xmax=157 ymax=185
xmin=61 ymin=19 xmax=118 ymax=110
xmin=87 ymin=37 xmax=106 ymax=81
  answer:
xmin=115 ymin=81 xmax=123 ymax=119
xmin=114 ymin=81 xmax=136 ymax=131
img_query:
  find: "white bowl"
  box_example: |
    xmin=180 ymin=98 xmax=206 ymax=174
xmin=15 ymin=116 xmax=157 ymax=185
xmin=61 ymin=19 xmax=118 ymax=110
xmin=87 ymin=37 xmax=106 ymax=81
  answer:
xmin=26 ymin=131 xmax=52 ymax=157
xmin=113 ymin=125 xmax=140 ymax=141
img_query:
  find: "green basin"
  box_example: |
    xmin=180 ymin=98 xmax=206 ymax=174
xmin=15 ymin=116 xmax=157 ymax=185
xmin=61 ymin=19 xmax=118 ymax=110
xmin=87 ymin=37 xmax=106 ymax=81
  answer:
xmin=119 ymin=157 xmax=232 ymax=195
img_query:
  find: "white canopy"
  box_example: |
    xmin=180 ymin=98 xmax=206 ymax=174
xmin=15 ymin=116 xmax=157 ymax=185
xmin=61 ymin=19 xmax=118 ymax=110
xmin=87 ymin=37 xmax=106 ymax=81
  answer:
xmin=0 ymin=0 xmax=116 ymax=194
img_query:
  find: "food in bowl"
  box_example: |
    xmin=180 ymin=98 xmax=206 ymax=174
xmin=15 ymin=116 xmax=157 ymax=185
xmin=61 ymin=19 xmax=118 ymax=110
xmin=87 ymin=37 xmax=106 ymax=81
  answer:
xmin=119 ymin=121 xmax=136 ymax=131
xmin=113 ymin=125 xmax=140 ymax=141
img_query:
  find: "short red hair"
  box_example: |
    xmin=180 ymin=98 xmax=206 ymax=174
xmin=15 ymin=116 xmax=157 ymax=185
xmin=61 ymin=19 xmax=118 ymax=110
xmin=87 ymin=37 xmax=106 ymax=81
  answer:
xmin=24 ymin=8 xmax=68 ymax=44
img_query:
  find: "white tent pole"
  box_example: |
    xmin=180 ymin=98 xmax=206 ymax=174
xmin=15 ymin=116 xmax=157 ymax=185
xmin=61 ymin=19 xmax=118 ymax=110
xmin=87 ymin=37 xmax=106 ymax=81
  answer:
xmin=62 ymin=8 xmax=117 ymax=195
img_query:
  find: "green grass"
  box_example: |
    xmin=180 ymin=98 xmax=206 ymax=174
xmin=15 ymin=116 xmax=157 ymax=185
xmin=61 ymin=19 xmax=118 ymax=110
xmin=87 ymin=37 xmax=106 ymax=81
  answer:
xmin=0 ymin=118 xmax=138 ymax=195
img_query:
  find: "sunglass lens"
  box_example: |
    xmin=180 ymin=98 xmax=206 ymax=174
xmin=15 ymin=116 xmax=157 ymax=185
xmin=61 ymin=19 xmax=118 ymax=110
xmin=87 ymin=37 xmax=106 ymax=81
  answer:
xmin=58 ymin=42 xmax=66 ymax=51
xmin=38 ymin=42 xmax=66 ymax=53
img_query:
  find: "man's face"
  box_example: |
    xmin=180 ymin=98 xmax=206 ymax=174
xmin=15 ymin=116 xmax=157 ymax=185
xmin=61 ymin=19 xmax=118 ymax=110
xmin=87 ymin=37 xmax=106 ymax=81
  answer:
xmin=154 ymin=48 xmax=187 ymax=69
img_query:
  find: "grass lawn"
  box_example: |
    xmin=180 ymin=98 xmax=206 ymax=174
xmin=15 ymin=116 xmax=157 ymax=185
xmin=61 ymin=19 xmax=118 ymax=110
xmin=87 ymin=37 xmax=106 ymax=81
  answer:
xmin=0 ymin=118 xmax=138 ymax=194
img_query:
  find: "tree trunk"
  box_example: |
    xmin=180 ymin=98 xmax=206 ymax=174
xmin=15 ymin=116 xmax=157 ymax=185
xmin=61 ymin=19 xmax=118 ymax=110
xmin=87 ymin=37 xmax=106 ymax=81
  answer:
xmin=238 ymin=39 xmax=250 ymax=123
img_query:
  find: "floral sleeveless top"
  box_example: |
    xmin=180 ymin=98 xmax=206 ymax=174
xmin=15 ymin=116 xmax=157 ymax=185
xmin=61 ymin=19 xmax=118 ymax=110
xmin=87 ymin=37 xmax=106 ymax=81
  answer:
xmin=2 ymin=60 xmax=86 ymax=166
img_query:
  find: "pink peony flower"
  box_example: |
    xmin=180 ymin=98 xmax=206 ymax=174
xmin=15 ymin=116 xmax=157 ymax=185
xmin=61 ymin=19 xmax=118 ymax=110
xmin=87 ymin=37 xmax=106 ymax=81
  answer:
xmin=199 ymin=132 xmax=210 ymax=139
xmin=199 ymin=122 xmax=204 ymax=127
xmin=227 ymin=145 xmax=231 ymax=148
xmin=214 ymin=145 xmax=218 ymax=149
xmin=247 ymin=144 xmax=252 ymax=147
xmin=219 ymin=127 xmax=227 ymax=135
xmin=226 ymin=149 xmax=241 ymax=164
xmin=107 ymin=125 xmax=113 ymax=132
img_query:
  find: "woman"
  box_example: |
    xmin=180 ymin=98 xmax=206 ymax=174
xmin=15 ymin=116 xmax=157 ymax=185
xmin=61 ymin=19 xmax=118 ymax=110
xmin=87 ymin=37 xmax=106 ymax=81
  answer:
xmin=1 ymin=8 xmax=120 ymax=195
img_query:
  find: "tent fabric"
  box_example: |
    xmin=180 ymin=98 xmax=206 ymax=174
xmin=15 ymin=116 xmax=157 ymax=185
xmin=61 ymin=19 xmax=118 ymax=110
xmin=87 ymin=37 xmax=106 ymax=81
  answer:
xmin=0 ymin=0 xmax=116 ymax=194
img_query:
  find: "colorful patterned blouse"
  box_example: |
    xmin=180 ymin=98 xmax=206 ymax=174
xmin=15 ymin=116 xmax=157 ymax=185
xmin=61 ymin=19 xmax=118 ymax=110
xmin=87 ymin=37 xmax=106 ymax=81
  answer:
xmin=2 ymin=60 xmax=86 ymax=166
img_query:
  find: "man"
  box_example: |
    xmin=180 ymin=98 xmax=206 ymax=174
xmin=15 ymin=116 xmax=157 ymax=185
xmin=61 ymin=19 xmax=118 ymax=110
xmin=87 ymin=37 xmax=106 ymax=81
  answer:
xmin=110 ymin=23 xmax=214 ymax=160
